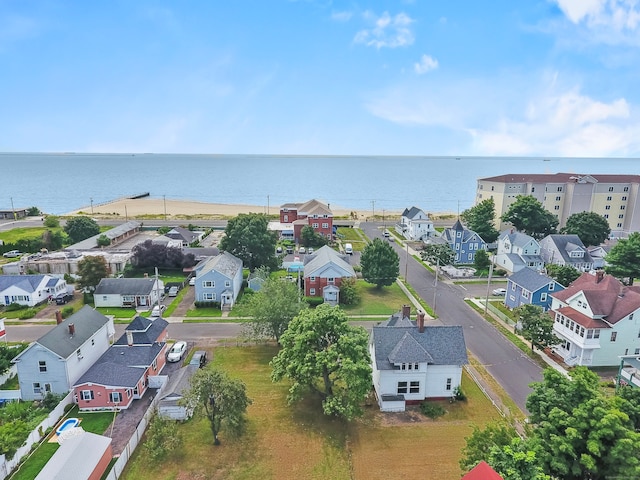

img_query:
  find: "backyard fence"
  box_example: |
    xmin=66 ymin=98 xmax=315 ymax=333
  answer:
xmin=484 ymin=301 xmax=517 ymax=328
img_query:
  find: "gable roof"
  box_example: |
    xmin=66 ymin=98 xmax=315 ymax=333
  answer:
xmin=542 ymin=234 xmax=593 ymax=264
xmin=499 ymin=230 xmax=537 ymax=249
xmin=94 ymin=277 xmax=158 ymax=296
xmin=371 ymin=312 xmax=468 ymax=370
xmin=65 ymin=220 xmax=141 ymax=250
xmin=552 ymin=272 xmax=640 ymax=324
xmin=114 ymin=316 xmax=168 ymax=345
xmin=401 ymin=206 xmax=427 ymax=220
xmin=0 ymin=274 xmax=50 ymax=293
xmin=298 ymin=199 xmax=332 ymax=216
xmin=160 ymin=364 xmax=198 ymax=405
xmin=508 ymin=267 xmax=558 ymax=291
xmin=166 ymin=226 xmax=202 ymax=244
xmin=198 ymin=251 xmax=242 ymax=279
xmin=462 ymin=461 xmax=504 ymax=480
xmin=443 ymin=221 xmax=485 ymax=244
xmin=303 ymin=246 xmax=356 ymax=278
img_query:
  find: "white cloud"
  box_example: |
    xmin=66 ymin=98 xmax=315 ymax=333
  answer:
xmin=414 ymin=55 xmax=438 ymax=74
xmin=354 ymin=11 xmax=414 ymax=48
xmin=331 ymin=11 xmax=352 ymax=22
xmin=554 ymin=0 xmax=640 ymax=31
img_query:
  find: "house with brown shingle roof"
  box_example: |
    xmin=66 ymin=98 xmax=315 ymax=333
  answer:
xmin=279 ymin=199 xmax=333 ymax=242
xmin=550 ymin=271 xmax=640 ymax=366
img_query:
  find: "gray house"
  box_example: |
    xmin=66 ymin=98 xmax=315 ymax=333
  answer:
xmin=441 ymin=219 xmax=487 ymax=265
xmin=158 ymin=364 xmax=198 ymax=420
xmin=493 ymin=230 xmax=544 ymax=273
xmin=540 ymin=234 xmax=594 ymax=271
xmin=93 ymin=277 xmax=163 ymax=309
xmin=194 ymin=252 xmax=243 ymax=309
xmin=165 ymin=226 xmax=205 ymax=247
xmin=12 ymin=306 xmax=114 ymax=400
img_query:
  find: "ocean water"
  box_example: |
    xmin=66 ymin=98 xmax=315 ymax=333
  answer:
xmin=1 ymin=153 xmax=639 ymax=215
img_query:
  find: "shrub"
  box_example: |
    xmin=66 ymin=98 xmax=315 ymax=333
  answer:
xmin=62 ymin=306 xmax=74 ymax=318
xmin=304 ymin=296 xmax=324 ymax=307
xmin=18 ymin=309 xmax=36 ymax=320
xmin=194 ymin=301 xmax=221 ymax=309
xmin=144 ymin=411 xmax=182 ymax=461
xmin=63 ymin=402 xmax=75 ymax=413
xmin=453 ymin=386 xmax=467 ymax=402
xmin=420 ymin=401 xmax=446 ymax=419
xmin=64 ymin=273 xmax=75 ymax=284
xmin=339 ymin=278 xmax=360 ymax=306
xmin=41 ymin=393 xmax=63 ymax=410
xmin=5 ymin=303 xmax=27 ymax=312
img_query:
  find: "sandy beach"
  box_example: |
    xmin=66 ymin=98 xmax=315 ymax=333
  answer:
xmin=66 ymin=197 xmax=409 ymax=221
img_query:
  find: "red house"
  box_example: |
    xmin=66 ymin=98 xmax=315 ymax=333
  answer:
xmin=73 ymin=316 xmax=168 ymax=411
xmin=303 ymin=246 xmax=356 ymax=304
xmin=279 ymin=199 xmax=334 ymax=242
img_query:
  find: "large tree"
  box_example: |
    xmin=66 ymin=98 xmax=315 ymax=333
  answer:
xmin=421 ymin=243 xmax=455 ymax=266
xmin=473 ymin=248 xmax=491 ymax=271
xmin=271 ymin=304 xmax=372 ymax=420
xmin=514 ymin=304 xmax=558 ymax=352
xmin=501 ymin=196 xmax=558 ymax=239
xmin=219 ymin=213 xmax=278 ymax=271
xmin=64 ymin=216 xmax=101 ymax=244
xmin=606 ymin=232 xmax=640 ymax=284
xmin=460 ymin=422 xmax=519 ymax=473
xmin=544 ymin=263 xmax=581 ymax=287
xmin=184 ymin=368 xmax=251 ymax=445
xmin=131 ymin=239 xmax=196 ymax=270
xmin=300 ymin=225 xmax=328 ymax=248
xmin=360 ymin=238 xmax=399 ymax=288
xmin=487 ymin=439 xmax=550 ymax=480
xmin=77 ymin=255 xmax=110 ymax=291
xmin=245 ymin=276 xmax=306 ymax=343
xmin=560 ymin=211 xmax=611 ymax=247
xmin=527 ymin=367 xmax=640 ymax=479
xmin=461 ymin=197 xmax=500 ymax=244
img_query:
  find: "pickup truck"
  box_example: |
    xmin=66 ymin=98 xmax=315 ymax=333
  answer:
xmin=2 ymin=250 xmax=22 ymax=258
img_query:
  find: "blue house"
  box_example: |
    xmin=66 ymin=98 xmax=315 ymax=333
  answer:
xmin=193 ymin=252 xmax=243 ymax=309
xmin=505 ymin=267 xmax=563 ymax=311
xmin=442 ymin=219 xmax=487 ymax=265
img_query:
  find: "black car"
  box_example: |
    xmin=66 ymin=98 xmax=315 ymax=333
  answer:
xmin=189 ymin=350 xmax=208 ymax=368
xmin=55 ymin=293 xmax=74 ymax=305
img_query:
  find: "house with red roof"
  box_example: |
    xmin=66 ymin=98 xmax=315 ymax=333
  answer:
xmin=462 ymin=461 xmax=504 ymax=479
xmin=551 ymin=270 xmax=640 ymax=366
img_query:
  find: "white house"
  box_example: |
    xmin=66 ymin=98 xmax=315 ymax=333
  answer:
xmin=551 ymin=271 xmax=640 ymax=367
xmin=493 ymin=230 xmax=544 ymax=273
xmin=395 ymin=207 xmax=436 ymax=241
xmin=369 ymin=306 xmax=468 ymax=412
xmin=0 ymin=274 xmax=68 ymax=307
xmin=540 ymin=234 xmax=594 ymax=271
xmin=93 ymin=277 xmax=164 ymax=308
xmin=12 ymin=306 xmax=114 ymax=400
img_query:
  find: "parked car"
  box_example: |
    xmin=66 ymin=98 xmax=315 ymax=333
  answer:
xmin=299 ymin=246 xmax=306 ymax=254
xmin=189 ymin=350 xmax=207 ymax=368
xmin=151 ymin=304 xmax=167 ymax=317
xmin=54 ymin=293 xmax=74 ymax=305
xmin=276 ymin=246 xmax=283 ymax=254
xmin=307 ymin=247 xmax=314 ymax=254
xmin=168 ymin=286 xmax=179 ymax=297
xmin=492 ymin=288 xmax=507 ymax=296
xmin=286 ymin=246 xmax=294 ymax=254
xmin=167 ymin=341 xmax=187 ymax=362
xmin=3 ymin=250 xmax=22 ymax=258
xmin=344 ymin=244 xmax=353 ymax=255
xmin=383 ymin=230 xmax=390 ymax=238
xmin=189 ymin=277 xmax=196 ymax=286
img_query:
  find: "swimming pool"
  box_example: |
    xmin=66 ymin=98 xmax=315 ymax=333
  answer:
xmin=56 ymin=417 xmax=80 ymax=436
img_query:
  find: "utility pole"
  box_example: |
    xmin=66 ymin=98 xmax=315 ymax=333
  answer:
xmin=433 ymin=256 xmax=439 ymax=313
xmin=405 ymin=241 xmax=409 ymax=282
xmin=10 ymin=197 xmax=16 ymax=221
xmin=163 ymin=195 xmax=167 ymax=221
xmin=371 ymin=200 xmax=375 ymax=219
xmin=383 ymin=209 xmax=386 ymax=229
xmin=90 ymin=197 xmax=94 ymax=214
xmin=484 ymin=261 xmax=494 ymax=315
xmin=267 ymin=195 xmax=270 ymax=216
xmin=124 ymin=204 xmax=128 ymax=222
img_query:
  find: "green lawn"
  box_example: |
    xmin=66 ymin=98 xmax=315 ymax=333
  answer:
xmin=121 ymin=345 xmax=501 ymax=480
xmin=94 ymin=307 xmax=138 ymax=319
xmin=341 ymin=280 xmax=414 ymax=316
xmin=336 ymin=227 xmax=369 ymax=251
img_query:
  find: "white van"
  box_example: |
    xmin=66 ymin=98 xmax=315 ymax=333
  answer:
xmin=345 ymin=243 xmax=353 ymax=255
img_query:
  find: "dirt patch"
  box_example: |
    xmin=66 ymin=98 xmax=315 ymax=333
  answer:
xmin=372 ymin=406 xmax=432 ymax=426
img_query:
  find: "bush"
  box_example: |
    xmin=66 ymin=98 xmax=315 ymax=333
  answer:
xmin=41 ymin=393 xmax=63 ymax=410
xmin=61 ymin=306 xmax=74 ymax=318
xmin=420 ymin=401 xmax=446 ymax=419
xmin=18 ymin=309 xmax=36 ymax=320
xmin=453 ymin=386 xmax=467 ymax=402
xmin=64 ymin=273 xmax=75 ymax=284
xmin=194 ymin=301 xmax=221 ymax=309
xmin=339 ymin=278 xmax=360 ymax=306
xmin=5 ymin=303 xmax=27 ymax=312
xmin=63 ymin=402 xmax=75 ymax=413
xmin=144 ymin=412 xmax=182 ymax=461
xmin=304 ymin=296 xmax=324 ymax=307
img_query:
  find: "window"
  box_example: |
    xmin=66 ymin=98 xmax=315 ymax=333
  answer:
xmin=622 ymin=196 xmax=627 ymax=201
xmin=397 ymin=381 xmax=408 ymax=394
xmin=152 ymin=358 xmax=157 ymax=370
xmin=605 ymin=205 xmax=611 ymax=210
xmin=621 ymin=205 xmax=626 ymax=210
xmin=414 ymin=363 xmax=419 ymax=370
xmin=203 ymin=293 xmax=216 ymax=301
xmin=76 ymin=349 xmax=82 ymax=359
xmin=309 ymin=288 xmax=316 ymax=295
xmin=203 ymin=280 xmax=214 ymax=288
xmin=457 ymin=231 xmax=462 ymax=238
xmin=284 ymin=214 xmax=288 ymax=222
xmin=587 ymin=329 xmax=594 ymax=339
xmin=38 ymin=361 xmax=47 ymax=372
xmin=33 ymin=383 xmax=42 ymax=394
xmin=611 ymin=331 xmax=617 ymax=342
xmin=81 ymin=390 xmax=94 ymax=401
xmin=556 ymin=196 xmax=561 ymax=201
xmin=312 ymin=223 xmax=319 ymax=228
xmin=446 ymin=378 xmax=452 ymax=391
xmin=624 ymin=186 xmax=629 ymax=192
xmin=491 ymin=185 xmax=495 ymax=191
xmin=328 ymin=277 xmax=335 ymax=284
xmin=594 ymin=329 xmax=600 ymax=339
xmin=110 ymin=392 xmax=123 ymax=403
xmin=554 ymin=205 xmax=560 ymax=210
xmin=531 ymin=187 xmax=535 ymax=192
xmin=225 ymin=281 xmax=231 ymax=287
xmin=522 ymin=290 xmax=530 ymax=299
xmin=127 ymin=389 xmax=132 ymax=398
xmin=410 ymin=381 xmax=420 ymax=393
xmin=630 ymin=313 xmax=634 ymax=320
xmin=102 ymin=296 xmax=107 ymax=301
xmin=91 ymin=338 xmax=95 ymax=346
xmin=609 ymin=186 xmax=614 ymax=192
xmin=636 ymin=348 xmax=640 ymax=355
xmin=579 ymin=326 xmax=585 ymax=337
xmin=549 ymin=283 xmax=555 ymax=291
xmin=456 ymin=243 xmax=460 ymax=250
xmin=468 ymin=253 xmax=472 ymax=261
xmin=310 ymin=276 xmax=316 ymax=282
xmin=617 ymin=223 xmax=623 ymax=228
xmin=607 ymin=196 xmax=612 ymax=201
xmin=619 ymin=214 xmax=624 ymax=219
xmin=322 ymin=223 xmax=328 ymax=229
xmin=604 ymin=214 xmax=609 ymax=219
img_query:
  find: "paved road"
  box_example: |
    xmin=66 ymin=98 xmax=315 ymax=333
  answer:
xmin=360 ymin=222 xmax=542 ymax=413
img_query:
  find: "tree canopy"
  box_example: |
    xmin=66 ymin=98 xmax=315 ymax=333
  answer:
xmin=184 ymin=368 xmax=252 ymax=445
xmin=461 ymin=197 xmax=500 ymax=244
xmin=544 ymin=264 xmax=581 ymax=287
xmin=77 ymin=255 xmax=110 ymax=291
xmin=473 ymin=249 xmax=491 ymax=271
xmin=560 ymin=211 xmax=611 ymax=247
xmin=219 ymin=213 xmax=278 ymax=271
xmin=64 ymin=216 xmax=101 ymax=244
xmin=501 ymin=196 xmax=558 ymax=239
xmin=300 ymin=225 xmax=328 ymax=248
xmin=514 ymin=304 xmax=558 ymax=352
xmin=421 ymin=243 xmax=455 ymax=266
xmin=131 ymin=240 xmax=196 ymax=270
xmin=360 ymin=238 xmax=399 ymax=288
xmin=271 ymin=304 xmax=372 ymax=420
xmin=245 ymin=276 xmax=306 ymax=343
xmin=605 ymin=232 xmax=640 ymax=284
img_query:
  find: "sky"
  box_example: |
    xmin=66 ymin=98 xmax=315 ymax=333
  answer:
xmin=2 ymin=0 xmax=640 ymax=157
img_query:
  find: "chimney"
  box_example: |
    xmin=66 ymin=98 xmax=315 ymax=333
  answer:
xmin=126 ymin=330 xmax=134 ymax=346
xmin=596 ymin=270 xmax=604 ymax=284
xmin=55 ymin=310 xmax=63 ymax=325
xmin=402 ymin=305 xmax=411 ymax=319
xmin=417 ymin=311 xmax=425 ymax=333
xmin=68 ymin=323 xmax=75 ymax=336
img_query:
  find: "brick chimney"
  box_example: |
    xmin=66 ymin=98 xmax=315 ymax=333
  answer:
xmin=126 ymin=330 xmax=134 ymax=346
xmin=596 ymin=270 xmax=604 ymax=284
xmin=417 ymin=311 xmax=425 ymax=333
xmin=402 ymin=305 xmax=411 ymax=319
xmin=55 ymin=310 xmax=63 ymax=325
xmin=68 ymin=323 xmax=75 ymax=336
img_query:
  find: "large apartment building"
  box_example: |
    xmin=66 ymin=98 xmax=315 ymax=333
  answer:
xmin=476 ymin=173 xmax=640 ymax=236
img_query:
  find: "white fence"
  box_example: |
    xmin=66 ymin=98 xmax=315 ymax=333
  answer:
xmin=0 ymin=391 xmax=21 ymax=401
xmin=0 ymin=366 xmax=17 ymax=387
xmin=0 ymin=391 xmax=73 ymax=480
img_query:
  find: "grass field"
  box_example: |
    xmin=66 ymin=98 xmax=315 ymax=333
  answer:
xmin=341 ymin=280 xmax=413 ymax=316
xmin=121 ymin=345 xmax=500 ymax=480
xmin=336 ymin=227 xmax=369 ymax=251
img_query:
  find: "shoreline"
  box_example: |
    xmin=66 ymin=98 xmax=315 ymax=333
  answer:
xmin=64 ymin=197 xmax=457 ymax=221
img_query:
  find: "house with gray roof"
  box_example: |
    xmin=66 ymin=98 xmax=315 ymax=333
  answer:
xmin=158 ymin=364 xmax=198 ymax=420
xmin=12 ymin=306 xmax=114 ymax=400
xmin=494 ymin=230 xmax=544 ymax=273
xmin=396 ymin=206 xmax=436 ymax=241
xmin=505 ymin=267 xmax=563 ymax=311
xmin=0 ymin=274 xmax=68 ymax=307
xmin=370 ymin=306 xmax=468 ymax=412
xmin=441 ymin=219 xmax=487 ymax=265
xmin=540 ymin=234 xmax=594 ymax=271
xmin=165 ymin=226 xmax=205 ymax=247
xmin=303 ymin=245 xmax=356 ymax=304
xmin=194 ymin=251 xmax=243 ymax=309
xmin=64 ymin=220 xmax=142 ymax=251
xmin=113 ymin=315 xmax=168 ymax=346
xmin=93 ymin=277 xmax=163 ymax=309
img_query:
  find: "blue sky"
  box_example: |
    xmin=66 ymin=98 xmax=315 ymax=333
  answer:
xmin=2 ymin=0 xmax=640 ymax=156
